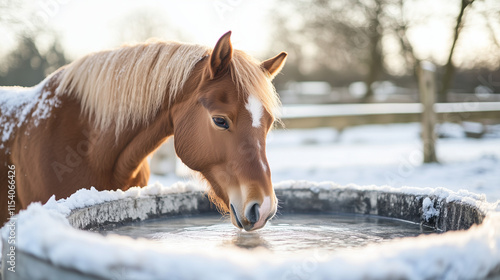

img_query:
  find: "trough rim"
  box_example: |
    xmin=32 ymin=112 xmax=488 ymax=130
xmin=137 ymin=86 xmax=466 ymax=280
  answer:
xmin=1 ymin=181 xmax=499 ymax=280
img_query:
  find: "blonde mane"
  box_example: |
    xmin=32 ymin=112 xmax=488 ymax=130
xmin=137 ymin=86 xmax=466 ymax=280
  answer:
xmin=57 ymin=40 xmax=280 ymax=136
xmin=230 ymin=50 xmax=281 ymax=118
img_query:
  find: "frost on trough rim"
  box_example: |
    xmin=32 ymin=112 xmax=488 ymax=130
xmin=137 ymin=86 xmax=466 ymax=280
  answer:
xmin=274 ymin=180 xmax=497 ymax=212
xmin=42 ymin=181 xmax=205 ymax=216
xmin=1 ymin=181 xmax=499 ymax=279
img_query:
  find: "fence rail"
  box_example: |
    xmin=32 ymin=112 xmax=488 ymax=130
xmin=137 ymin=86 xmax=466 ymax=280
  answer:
xmin=279 ymin=102 xmax=500 ymax=129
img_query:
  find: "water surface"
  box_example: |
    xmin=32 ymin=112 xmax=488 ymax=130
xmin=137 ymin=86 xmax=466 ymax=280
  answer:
xmin=99 ymin=213 xmax=436 ymax=254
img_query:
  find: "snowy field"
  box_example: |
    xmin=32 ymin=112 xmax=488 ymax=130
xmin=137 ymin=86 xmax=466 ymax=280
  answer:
xmin=2 ymin=122 xmax=500 ymax=279
xmin=151 ymin=122 xmax=500 ymax=204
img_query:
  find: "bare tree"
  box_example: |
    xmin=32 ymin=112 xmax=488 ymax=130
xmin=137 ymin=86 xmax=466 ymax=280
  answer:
xmin=485 ymin=15 xmax=500 ymax=48
xmin=272 ymin=0 xmax=418 ymax=102
xmin=0 ymin=0 xmax=68 ymax=86
xmin=364 ymin=0 xmax=384 ymax=101
xmin=392 ymin=0 xmax=419 ymax=75
xmin=0 ymin=34 xmax=68 ymax=86
xmin=439 ymin=0 xmax=476 ymax=102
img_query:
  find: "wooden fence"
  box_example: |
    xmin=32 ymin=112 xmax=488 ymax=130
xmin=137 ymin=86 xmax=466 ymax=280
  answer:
xmin=279 ymin=102 xmax=500 ymax=130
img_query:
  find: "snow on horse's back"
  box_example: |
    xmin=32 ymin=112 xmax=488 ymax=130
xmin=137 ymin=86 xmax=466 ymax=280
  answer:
xmin=0 ymin=31 xmax=287 ymax=231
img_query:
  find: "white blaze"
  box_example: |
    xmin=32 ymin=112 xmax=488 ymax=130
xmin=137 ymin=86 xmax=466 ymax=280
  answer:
xmin=260 ymin=160 xmax=268 ymax=172
xmin=257 ymin=141 xmax=267 ymax=172
xmin=245 ymin=95 xmax=263 ymax=128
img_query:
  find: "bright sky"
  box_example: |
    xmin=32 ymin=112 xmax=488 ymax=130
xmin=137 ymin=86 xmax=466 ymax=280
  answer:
xmin=2 ymin=0 xmax=499 ymax=69
xmin=50 ymin=0 xmax=275 ymax=59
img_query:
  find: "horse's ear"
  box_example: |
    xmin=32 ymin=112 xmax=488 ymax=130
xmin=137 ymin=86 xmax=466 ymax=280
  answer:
xmin=209 ymin=31 xmax=233 ymax=79
xmin=261 ymin=52 xmax=288 ymax=80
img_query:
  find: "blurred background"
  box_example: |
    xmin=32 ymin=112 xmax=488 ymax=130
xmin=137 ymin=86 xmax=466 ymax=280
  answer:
xmin=1 ymin=0 xmax=499 ymax=200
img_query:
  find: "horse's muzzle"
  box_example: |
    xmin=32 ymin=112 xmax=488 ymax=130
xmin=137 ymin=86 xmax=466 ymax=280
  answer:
xmin=230 ymin=196 xmax=276 ymax=231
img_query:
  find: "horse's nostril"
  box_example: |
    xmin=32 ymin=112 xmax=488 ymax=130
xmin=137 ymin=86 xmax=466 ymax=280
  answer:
xmin=230 ymin=204 xmax=243 ymax=229
xmin=247 ymin=203 xmax=260 ymax=224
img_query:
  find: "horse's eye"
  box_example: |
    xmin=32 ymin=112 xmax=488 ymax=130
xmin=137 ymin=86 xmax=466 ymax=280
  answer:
xmin=212 ymin=117 xmax=229 ymax=130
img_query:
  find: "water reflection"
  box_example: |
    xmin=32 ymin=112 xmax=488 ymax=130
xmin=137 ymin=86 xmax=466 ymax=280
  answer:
xmin=99 ymin=213 xmax=437 ymax=254
xmin=226 ymin=231 xmax=270 ymax=250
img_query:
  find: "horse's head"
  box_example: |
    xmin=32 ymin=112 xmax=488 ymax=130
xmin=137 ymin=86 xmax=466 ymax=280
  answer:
xmin=172 ymin=32 xmax=287 ymax=231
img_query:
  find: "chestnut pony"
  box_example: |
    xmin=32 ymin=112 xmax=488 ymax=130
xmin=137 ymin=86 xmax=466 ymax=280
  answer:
xmin=0 ymin=31 xmax=287 ymax=231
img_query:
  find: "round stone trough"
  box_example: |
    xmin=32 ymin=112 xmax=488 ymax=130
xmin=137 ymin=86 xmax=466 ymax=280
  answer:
xmin=1 ymin=181 xmax=500 ymax=280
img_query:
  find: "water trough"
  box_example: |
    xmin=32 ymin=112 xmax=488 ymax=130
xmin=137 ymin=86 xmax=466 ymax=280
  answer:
xmin=2 ymin=181 xmax=500 ymax=279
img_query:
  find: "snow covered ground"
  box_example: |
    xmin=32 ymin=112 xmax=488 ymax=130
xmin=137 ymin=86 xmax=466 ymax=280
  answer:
xmin=2 ymin=122 xmax=500 ymax=279
xmin=151 ymin=122 xmax=500 ymax=203
xmin=2 ymin=180 xmax=499 ymax=279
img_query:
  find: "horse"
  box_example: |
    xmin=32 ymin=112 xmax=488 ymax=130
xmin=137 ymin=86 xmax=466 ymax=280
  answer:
xmin=0 ymin=31 xmax=287 ymax=231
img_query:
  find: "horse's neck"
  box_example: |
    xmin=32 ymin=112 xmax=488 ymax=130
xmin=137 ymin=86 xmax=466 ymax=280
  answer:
xmin=108 ymin=66 xmax=204 ymax=188
xmin=108 ymin=108 xmax=175 ymax=188
xmin=49 ymin=92 xmax=175 ymax=190
xmin=57 ymin=62 xmax=203 ymax=189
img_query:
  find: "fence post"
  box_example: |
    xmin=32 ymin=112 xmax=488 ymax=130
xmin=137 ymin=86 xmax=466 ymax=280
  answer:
xmin=418 ymin=61 xmax=438 ymax=163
